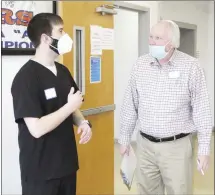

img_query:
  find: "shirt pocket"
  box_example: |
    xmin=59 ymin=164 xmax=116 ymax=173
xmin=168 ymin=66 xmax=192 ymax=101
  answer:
xmin=163 ymin=77 xmax=190 ymax=110
xmin=166 ymin=77 xmax=188 ymax=95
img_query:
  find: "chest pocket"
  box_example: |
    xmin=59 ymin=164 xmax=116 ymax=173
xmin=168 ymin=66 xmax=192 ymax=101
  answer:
xmin=156 ymin=75 xmax=189 ymax=112
xmin=165 ymin=77 xmax=189 ymax=99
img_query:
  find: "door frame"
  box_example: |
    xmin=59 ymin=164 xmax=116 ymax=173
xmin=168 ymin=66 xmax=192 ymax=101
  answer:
xmin=113 ymin=2 xmax=150 ymax=143
xmin=113 ymin=2 xmax=150 ymax=56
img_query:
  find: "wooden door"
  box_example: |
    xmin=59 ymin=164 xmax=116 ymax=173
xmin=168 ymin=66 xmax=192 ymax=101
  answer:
xmin=58 ymin=2 xmax=114 ymax=194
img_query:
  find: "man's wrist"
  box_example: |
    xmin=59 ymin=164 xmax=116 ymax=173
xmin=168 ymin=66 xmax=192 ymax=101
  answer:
xmin=80 ymin=120 xmax=92 ymax=128
xmin=198 ymin=144 xmax=210 ymax=156
xmin=118 ymin=138 xmax=130 ymax=146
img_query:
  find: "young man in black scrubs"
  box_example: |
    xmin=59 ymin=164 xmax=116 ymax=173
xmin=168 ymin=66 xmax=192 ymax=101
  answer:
xmin=11 ymin=13 xmax=92 ymax=195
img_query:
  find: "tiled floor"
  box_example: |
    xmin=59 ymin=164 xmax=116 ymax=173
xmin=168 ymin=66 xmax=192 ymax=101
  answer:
xmin=114 ymin=134 xmax=214 ymax=195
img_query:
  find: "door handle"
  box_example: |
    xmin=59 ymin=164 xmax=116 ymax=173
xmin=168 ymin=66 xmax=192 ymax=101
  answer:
xmin=81 ymin=104 xmax=116 ymax=116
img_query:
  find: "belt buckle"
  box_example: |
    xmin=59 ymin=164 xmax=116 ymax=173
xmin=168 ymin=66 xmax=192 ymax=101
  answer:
xmin=173 ymin=135 xmax=176 ymax=141
xmin=159 ymin=138 xmax=162 ymax=142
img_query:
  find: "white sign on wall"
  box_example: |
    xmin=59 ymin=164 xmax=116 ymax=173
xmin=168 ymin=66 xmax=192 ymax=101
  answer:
xmin=2 ymin=1 xmax=35 ymax=49
xmin=90 ymin=25 xmax=114 ymax=55
xmin=2 ymin=2 xmax=56 ymax=195
xmin=1 ymin=1 xmax=55 ymax=55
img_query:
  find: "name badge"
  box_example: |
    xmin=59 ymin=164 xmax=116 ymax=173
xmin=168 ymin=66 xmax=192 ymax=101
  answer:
xmin=44 ymin=88 xmax=57 ymax=100
xmin=169 ymin=71 xmax=180 ymax=78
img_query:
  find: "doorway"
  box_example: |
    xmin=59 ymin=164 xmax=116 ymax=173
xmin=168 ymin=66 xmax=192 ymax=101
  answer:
xmin=113 ymin=4 xmax=150 ymax=194
xmin=175 ymin=21 xmax=197 ymax=57
xmin=113 ymin=2 xmax=150 ymax=141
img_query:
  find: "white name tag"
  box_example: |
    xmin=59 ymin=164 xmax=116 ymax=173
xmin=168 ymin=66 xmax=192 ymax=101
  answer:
xmin=44 ymin=88 xmax=57 ymax=100
xmin=169 ymin=71 xmax=180 ymax=78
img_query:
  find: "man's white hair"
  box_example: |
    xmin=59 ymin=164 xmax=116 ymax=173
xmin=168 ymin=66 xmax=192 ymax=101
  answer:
xmin=159 ymin=20 xmax=180 ymax=48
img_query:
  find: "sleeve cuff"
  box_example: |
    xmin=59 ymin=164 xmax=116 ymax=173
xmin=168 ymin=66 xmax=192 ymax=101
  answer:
xmin=198 ymin=144 xmax=210 ymax=156
xmin=118 ymin=137 xmax=130 ymax=146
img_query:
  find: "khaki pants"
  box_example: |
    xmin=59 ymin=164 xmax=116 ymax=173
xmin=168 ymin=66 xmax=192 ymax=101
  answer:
xmin=136 ymin=133 xmax=193 ymax=195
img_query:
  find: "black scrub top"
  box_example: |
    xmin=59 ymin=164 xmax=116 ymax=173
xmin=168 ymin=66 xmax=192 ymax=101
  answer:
xmin=11 ymin=60 xmax=79 ymax=181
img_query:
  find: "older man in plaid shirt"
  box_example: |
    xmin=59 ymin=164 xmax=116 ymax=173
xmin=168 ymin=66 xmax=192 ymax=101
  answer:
xmin=118 ymin=20 xmax=213 ymax=195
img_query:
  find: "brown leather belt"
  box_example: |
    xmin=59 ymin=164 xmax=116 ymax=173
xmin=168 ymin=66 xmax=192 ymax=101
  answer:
xmin=140 ymin=131 xmax=190 ymax=143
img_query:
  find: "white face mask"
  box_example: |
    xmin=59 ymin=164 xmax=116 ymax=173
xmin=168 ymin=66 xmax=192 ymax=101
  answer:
xmin=49 ymin=33 xmax=73 ymax=55
xmin=149 ymin=42 xmax=170 ymax=60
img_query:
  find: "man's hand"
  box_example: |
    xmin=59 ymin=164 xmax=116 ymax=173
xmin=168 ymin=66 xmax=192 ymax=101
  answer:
xmin=120 ymin=145 xmax=130 ymax=156
xmin=197 ymin=155 xmax=210 ymax=174
xmin=67 ymin=87 xmax=83 ymax=110
xmin=78 ymin=123 xmax=92 ymax=144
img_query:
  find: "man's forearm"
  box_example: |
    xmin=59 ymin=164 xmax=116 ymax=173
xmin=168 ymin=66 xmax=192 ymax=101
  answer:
xmin=72 ymin=109 xmax=85 ymax=126
xmin=24 ymin=103 xmax=76 ymax=138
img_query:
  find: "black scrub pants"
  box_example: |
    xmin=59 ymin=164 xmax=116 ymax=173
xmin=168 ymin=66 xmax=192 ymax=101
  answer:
xmin=22 ymin=172 xmax=76 ymax=195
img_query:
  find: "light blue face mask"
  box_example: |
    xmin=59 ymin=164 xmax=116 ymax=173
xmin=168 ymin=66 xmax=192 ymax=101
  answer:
xmin=149 ymin=42 xmax=170 ymax=60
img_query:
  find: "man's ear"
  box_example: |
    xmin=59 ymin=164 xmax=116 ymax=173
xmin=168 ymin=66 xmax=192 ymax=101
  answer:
xmin=41 ymin=34 xmax=51 ymax=44
xmin=167 ymin=43 xmax=174 ymax=52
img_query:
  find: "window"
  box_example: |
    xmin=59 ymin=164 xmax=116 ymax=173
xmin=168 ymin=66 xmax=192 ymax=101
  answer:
xmin=73 ymin=26 xmax=85 ymax=94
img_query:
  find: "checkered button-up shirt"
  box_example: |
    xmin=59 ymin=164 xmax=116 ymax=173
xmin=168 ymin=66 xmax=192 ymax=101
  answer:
xmin=118 ymin=50 xmax=213 ymax=156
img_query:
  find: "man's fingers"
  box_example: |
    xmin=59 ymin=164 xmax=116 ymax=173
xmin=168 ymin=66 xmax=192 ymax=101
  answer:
xmin=197 ymin=156 xmax=210 ymax=174
xmin=126 ymin=146 xmax=130 ymax=155
xmin=81 ymin=134 xmax=92 ymax=144
xmin=75 ymin=90 xmax=81 ymax=95
xmin=69 ymin=88 xmax=83 ymax=96
xmin=197 ymin=160 xmax=203 ymax=170
xmin=119 ymin=150 xmax=125 ymax=155
xmin=120 ymin=146 xmax=129 ymax=156
xmin=79 ymin=132 xmax=92 ymax=144
xmin=70 ymin=87 xmax=75 ymax=94
xmin=126 ymin=148 xmax=130 ymax=155
xmin=80 ymin=128 xmax=88 ymax=139
xmin=77 ymin=127 xmax=82 ymax=134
